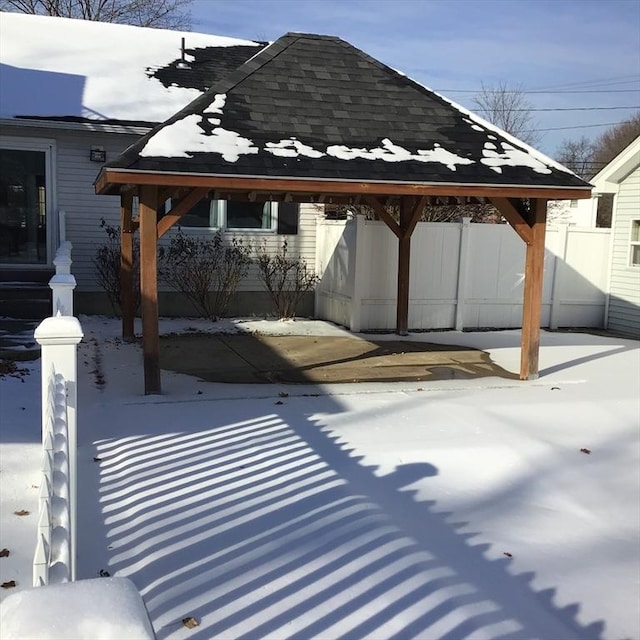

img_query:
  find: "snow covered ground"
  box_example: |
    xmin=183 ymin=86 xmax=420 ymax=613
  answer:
xmin=1 ymin=316 xmax=639 ymax=640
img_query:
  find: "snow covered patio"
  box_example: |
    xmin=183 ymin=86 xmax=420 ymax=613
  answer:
xmin=1 ymin=318 xmax=639 ymax=639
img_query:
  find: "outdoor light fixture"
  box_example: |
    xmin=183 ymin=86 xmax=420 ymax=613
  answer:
xmin=90 ymin=146 xmax=106 ymax=162
xmin=176 ymin=37 xmax=191 ymax=70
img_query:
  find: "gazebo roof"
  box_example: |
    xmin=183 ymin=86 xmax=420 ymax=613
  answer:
xmin=97 ymin=32 xmax=590 ymax=195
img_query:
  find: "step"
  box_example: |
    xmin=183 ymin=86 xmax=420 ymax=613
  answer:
xmin=0 ymin=283 xmax=52 ymax=320
xmin=0 ymin=268 xmax=54 ymax=284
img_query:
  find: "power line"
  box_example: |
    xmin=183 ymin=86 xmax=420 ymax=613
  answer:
xmin=482 ymin=106 xmax=639 ymax=112
xmin=530 ymin=75 xmax=640 ymax=91
xmin=523 ymin=121 xmax=633 ymax=132
xmin=439 ymin=89 xmax=639 ymax=95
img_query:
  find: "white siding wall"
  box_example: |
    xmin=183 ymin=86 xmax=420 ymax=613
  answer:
xmin=607 ymin=166 xmax=640 ymax=337
xmin=3 ymin=125 xmax=319 ymax=293
xmin=2 ymin=125 xmax=142 ymax=288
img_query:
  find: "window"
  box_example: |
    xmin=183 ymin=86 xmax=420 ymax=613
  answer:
xmin=178 ymin=199 xmax=299 ymax=234
xmin=630 ymin=219 xmax=640 ymax=267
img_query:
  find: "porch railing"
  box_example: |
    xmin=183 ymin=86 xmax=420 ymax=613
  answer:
xmin=33 ymin=240 xmax=82 ymax=586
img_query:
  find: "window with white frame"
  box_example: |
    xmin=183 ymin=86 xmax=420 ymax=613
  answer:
xmin=630 ymin=219 xmax=640 ymax=267
xmin=171 ymin=198 xmax=299 ymax=234
xmin=176 ymin=199 xmax=275 ymax=230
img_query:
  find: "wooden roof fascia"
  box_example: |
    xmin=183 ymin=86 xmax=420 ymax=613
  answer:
xmin=489 ymin=197 xmax=534 ymax=245
xmin=96 ymin=169 xmax=592 ymax=201
xmin=156 ymin=187 xmax=210 ymax=238
xmin=364 ymin=195 xmax=401 ymax=238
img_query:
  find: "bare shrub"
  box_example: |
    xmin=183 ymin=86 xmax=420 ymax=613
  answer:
xmin=159 ymin=230 xmax=251 ymax=320
xmin=255 ymin=239 xmax=319 ymax=319
xmin=93 ymin=218 xmax=139 ymax=315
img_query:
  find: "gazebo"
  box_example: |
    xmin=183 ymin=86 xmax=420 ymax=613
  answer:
xmin=95 ymin=32 xmax=591 ymax=394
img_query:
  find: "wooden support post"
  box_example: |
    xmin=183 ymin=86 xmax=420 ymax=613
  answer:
xmin=120 ymin=191 xmax=135 ymax=341
xmin=138 ymin=185 xmax=161 ymax=394
xmin=520 ymin=198 xmax=547 ymax=380
xmin=395 ymin=197 xmax=426 ymax=335
xmin=397 ymin=231 xmax=411 ymax=335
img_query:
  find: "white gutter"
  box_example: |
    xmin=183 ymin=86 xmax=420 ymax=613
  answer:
xmin=0 ymin=117 xmax=152 ymax=136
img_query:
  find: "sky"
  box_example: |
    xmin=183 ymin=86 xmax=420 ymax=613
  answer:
xmin=1 ymin=316 xmax=639 ymax=639
xmin=189 ymin=0 xmax=640 ymax=158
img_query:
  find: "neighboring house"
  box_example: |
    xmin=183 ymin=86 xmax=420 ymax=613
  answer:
xmin=588 ymin=136 xmax=640 ymax=338
xmin=0 ymin=12 xmax=319 ymax=315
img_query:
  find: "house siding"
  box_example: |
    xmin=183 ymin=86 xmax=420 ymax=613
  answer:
xmin=1 ymin=124 xmax=320 ymax=316
xmin=607 ymin=166 xmax=640 ymax=338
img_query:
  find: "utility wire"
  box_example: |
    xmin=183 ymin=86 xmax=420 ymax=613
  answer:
xmin=530 ymin=75 xmax=640 ymax=91
xmin=480 ymin=106 xmax=639 ymax=112
xmin=523 ymin=121 xmax=635 ymax=132
xmin=439 ymin=89 xmax=639 ymax=94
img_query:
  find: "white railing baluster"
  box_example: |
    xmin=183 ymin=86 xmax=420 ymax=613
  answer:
xmin=34 ymin=288 xmax=83 ymax=587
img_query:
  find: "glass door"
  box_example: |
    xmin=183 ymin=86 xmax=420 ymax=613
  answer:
xmin=0 ymin=148 xmax=48 ymax=264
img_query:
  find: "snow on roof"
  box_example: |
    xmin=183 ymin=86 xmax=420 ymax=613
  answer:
xmin=0 ymin=11 xmax=262 ymax=123
xmin=106 ymin=33 xmax=589 ymax=190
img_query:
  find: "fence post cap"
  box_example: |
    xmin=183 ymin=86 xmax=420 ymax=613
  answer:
xmin=49 ymin=274 xmax=77 ymax=286
xmin=35 ymin=316 xmax=84 ymax=345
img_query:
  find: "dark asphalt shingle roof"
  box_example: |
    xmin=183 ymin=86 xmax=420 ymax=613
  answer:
xmin=148 ymin=43 xmax=268 ymax=93
xmin=106 ymin=33 xmax=589 ymax=190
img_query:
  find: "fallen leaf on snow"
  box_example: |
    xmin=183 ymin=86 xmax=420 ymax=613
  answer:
xmin=1 ymin=581 xmax=16 ymax=589
xmin=0 ymin=548 xmax=10 ymax=557
xmin=580 ymin=448 xmax=591 ymax=454
xmin=14 ymin=510 xmax=29 ymax=516
xmin=182 ymin=617 xmax=199 ymax=629
xmin=503 ymin=551 xmax=513 ymax=558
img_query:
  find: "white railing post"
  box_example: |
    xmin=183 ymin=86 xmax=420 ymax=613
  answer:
xmin=58 ymin=209 xmax=67 ymax=244
xmin=35 ymin=315 xmax=83 ymax=582
xmin=49 ymin=241 xmax=76 ymax=316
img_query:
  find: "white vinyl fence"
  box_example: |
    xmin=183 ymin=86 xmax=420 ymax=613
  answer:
xmin=316 ymin=217 xmax=611 ymax=332
xmin=33 ymin=243 xmax=82 ymax=586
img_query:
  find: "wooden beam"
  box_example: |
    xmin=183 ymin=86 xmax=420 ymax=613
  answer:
xmin=157 ymin=187 xmax=209 ymax=238
xmin=363 ymin=195 xmax=401 ymax=238
xmin=139 ymin=184 xmax=161 ymax=394
xmin=96 ymin=168 xmax=592 ymax=201
xmin=401 ymin=195 xmax=427 ymax=239
xmin=119 ymin=191 xmax=135 ymax=341
xmin=490 ymin=197 xmax=534 ymax=244
xmin=396 ymin=198 xmax=413 ymax=335
xmin=520 ymin=198 xmax=547 ymax=380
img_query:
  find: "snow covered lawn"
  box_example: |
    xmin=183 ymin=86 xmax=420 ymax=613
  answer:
xmin=1 ymin=317 xmax=639 ymax=640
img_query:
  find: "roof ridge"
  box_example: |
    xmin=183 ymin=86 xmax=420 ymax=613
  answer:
xmin=210 ymin=33 xmax=301 ymax=95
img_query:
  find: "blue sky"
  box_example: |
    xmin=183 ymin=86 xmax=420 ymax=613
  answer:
xmin=190 ymin=0 xmax=640 ymax=157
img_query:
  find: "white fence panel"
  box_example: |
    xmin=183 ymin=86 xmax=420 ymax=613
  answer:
xmin=547 ymin=226 xmax=610 ymax=328
xmin=315 ymin=219 xmax=356 ymax=329
xmin=463 ymin=223 xmax=550 ymax=329
xmin=315 ymin=218 xmax=611 ymax=332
